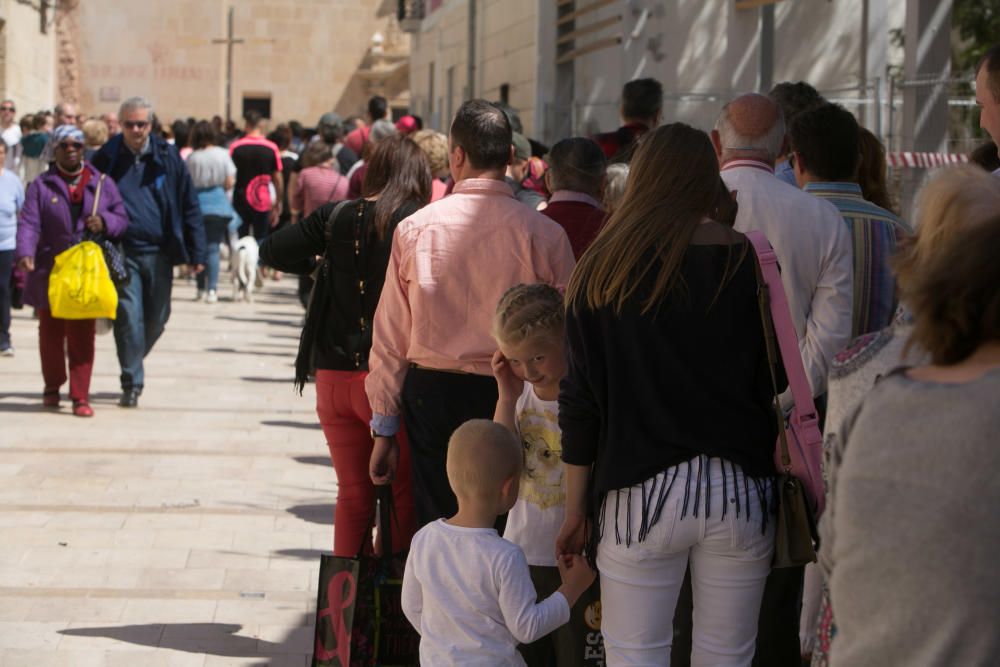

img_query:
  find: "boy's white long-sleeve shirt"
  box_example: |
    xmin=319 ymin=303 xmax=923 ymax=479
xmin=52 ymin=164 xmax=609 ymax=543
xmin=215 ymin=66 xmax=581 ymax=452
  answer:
xmin=401 ymin=519 xmax=570 ymax=666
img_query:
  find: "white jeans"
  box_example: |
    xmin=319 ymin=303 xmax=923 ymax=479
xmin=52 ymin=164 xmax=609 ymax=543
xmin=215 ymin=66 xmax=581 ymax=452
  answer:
xmin=597 ymin=456 xmax=775 ymax=667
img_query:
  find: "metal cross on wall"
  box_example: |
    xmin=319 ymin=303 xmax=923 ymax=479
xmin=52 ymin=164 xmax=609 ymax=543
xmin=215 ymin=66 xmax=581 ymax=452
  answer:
xmin=212 ymin=6 xmax=244 ymax=123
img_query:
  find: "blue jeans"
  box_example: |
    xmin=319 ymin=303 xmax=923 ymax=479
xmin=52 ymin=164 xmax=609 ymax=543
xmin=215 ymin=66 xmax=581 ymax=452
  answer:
xmin=196 ymin=215 xmax=231 ymax=292
xmin=113 ymin=252 xmax=173 ymax=389
xmin=0 ymin=249 xmax=13 ymax=349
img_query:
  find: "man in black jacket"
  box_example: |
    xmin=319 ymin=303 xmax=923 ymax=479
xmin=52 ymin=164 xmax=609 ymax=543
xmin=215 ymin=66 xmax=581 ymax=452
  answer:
xmin=91 ymin=96 xmax=205 ymax=408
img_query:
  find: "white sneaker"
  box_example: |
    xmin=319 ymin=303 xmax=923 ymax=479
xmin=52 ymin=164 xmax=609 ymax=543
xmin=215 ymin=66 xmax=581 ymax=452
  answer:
xmin=195 ymin=290 xmax=205 ymax=301
xmin=0 ymin=346 xmax=13 ymax=357
xmin=205 ymin=290 xmax=218 ymax=304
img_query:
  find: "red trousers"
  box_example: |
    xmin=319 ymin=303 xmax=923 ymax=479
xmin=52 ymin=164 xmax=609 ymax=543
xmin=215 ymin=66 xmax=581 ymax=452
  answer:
xmin=315 ymin=369 xmax=415 ymax=557
xmin=38 ymin=309 xmax=96 ymax=403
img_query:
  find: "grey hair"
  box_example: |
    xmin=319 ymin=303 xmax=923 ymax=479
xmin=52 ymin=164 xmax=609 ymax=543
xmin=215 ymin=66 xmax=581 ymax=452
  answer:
xmin=714 ymin=102 xmax=786 ymax=162
xmin=119 ymin=96 xmax=154 ymax=118
xmin=603 ymin=162 xmax=630 ymax=213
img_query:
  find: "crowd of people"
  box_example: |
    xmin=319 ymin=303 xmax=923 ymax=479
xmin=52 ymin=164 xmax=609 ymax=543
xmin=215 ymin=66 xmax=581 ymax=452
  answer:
xmin=1 ymin=43 xmax=1000 ymax=667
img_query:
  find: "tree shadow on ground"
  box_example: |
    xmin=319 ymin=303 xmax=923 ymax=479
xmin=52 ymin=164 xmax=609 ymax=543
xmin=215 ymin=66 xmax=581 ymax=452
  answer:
xmin=261 ymin=419 xmax=321 ymax=430
xmin=59 ymin=620 xmax=312 ymax=663
xmin=286 ymin=503 xmax=335 ymax=525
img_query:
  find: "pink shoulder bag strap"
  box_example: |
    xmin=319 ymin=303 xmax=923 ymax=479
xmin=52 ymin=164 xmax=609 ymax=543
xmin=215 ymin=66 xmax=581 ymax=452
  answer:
xmin=745 ymin=230 xmax=826 ymax=515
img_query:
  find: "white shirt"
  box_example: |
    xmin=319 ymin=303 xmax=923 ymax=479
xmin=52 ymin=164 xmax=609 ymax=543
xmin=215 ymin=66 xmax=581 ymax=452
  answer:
xmin=504 ymin=385 xmax=565 ymax=567
xmin=402 ymin=519 xmax=570 ymax=666
xmin=722 ymin=160 xmax=854 ymax=397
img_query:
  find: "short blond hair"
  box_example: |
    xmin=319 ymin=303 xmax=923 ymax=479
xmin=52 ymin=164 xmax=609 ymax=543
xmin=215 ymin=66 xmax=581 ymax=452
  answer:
xmin=411 ymin=129 xmax=449 ymax=178
xmin=446 ymin=420 xmax=523 ymax=500
xmin=82 ymin=119 xmax=108 ymax=148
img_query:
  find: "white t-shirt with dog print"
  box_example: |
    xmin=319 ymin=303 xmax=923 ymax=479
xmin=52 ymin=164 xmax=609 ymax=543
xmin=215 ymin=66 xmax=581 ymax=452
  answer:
xmin=503 ymin=384 xmax=565 ymax=567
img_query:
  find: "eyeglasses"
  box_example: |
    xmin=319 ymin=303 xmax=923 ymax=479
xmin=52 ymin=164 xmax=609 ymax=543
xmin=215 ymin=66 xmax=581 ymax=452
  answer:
xmin=57 ymin=141 xmax=84 ymax=151
xmin=123 ymin=120 xmax=149 ymax=130
xmin=0 ymin=106 xmax=14 ymax=112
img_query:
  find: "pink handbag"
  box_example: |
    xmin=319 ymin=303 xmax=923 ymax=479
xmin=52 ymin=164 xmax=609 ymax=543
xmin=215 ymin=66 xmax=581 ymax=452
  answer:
xmin=746 ymin=230 xmax=826 ymax=515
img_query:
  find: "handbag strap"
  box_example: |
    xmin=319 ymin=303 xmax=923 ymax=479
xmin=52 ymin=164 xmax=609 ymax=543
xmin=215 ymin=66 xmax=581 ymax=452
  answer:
xmin=352 ymin=484 xmax=396 ymax=560
xmin=745 ymin=231 xmax=820 ymax=426
xmin=749 ymin=241 xmax=793 ymax=471
xmin=91 ymin=173 xmax=105 ymax=218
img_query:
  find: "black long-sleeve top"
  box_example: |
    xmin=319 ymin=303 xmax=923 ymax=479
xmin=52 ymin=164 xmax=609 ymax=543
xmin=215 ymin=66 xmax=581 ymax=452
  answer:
xmin=260 ymin=198 xmax=419 ymax=371
xmin=559 ymin=227 xmax=787 ymax=500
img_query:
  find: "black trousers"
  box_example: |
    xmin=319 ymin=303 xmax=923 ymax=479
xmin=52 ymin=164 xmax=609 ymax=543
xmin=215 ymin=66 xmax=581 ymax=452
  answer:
xmin=671 ymin=565 xmax=804 ymax=666
xmin=400 ymin=366 xmax=499 ymax=527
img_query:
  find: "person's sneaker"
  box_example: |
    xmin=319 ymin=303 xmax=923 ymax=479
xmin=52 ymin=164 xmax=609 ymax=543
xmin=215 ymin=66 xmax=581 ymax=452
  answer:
xmin=119 ymin=387 xmax=141 ymax=408
xmin=0 ymin=346 xmax=13 ymax=357
xmin=205 ymin=290 xmax=218 ymax=304
xmin=72 ymin=401 xmax=94 ymax=417
xmin=194 ymin=290 xmax=205 ymax=301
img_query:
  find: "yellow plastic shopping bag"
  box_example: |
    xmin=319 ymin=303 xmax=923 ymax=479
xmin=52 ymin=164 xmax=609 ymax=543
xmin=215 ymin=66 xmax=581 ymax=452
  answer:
xmin=48 ymin=240 xmax=119 ymax=320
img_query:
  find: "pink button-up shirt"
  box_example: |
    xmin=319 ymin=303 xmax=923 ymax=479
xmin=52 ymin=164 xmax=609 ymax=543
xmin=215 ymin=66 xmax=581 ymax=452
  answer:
xmin=365 ymin=178 xmax=576 ymax=422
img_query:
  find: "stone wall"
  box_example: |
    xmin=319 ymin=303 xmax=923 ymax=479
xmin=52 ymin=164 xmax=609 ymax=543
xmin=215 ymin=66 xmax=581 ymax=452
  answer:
xmin=74 ymin=0 xmax=409 ymax=126
xmin=408 ymin=0 xmax=539 ymax=135
xmin=0 ymin=0 xmax=57 ymax=113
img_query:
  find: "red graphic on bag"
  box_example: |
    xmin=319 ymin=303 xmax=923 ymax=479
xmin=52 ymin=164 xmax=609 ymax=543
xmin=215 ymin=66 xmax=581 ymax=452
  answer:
xmin=315 ymin=570 xmax=357 ymax=665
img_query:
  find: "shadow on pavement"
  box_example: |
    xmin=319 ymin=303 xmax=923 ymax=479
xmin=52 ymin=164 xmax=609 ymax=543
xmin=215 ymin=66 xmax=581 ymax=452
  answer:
xmin=205 ymin=347 xmax=292 ymax=358
xmin=242 ymin=375 xmax=295 ymax=383
xmin=59 ymin=620 xmax=311 ymax=663
xmin=286 ymin=503 xmax=335 ymax=525
xmin=214 ymin=315 xmax=299 ymax=328
xmin=274 ymin=548 xmax=326 ymax=561
xmin=261 ymin=419 xmax=321 ymax=430
xmin=293 ymin=455 xmax=331 ymax=468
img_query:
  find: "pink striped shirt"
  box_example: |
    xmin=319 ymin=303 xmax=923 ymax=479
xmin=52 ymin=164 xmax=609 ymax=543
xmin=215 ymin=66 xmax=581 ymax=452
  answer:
xmin=293 ymin=165 xmax=350 ymax=217
xmin=365 ymin=178 xmax=576 ymax=420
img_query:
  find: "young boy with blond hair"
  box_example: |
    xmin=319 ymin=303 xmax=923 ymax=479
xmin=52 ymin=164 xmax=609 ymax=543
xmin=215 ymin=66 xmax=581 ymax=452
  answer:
xmin=401 ymin=419 xmax=595 ymax=666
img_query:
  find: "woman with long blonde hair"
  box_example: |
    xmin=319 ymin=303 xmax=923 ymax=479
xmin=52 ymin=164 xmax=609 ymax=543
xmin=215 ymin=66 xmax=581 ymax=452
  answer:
xmin=556 ymin=123 xmax=783 ymax=666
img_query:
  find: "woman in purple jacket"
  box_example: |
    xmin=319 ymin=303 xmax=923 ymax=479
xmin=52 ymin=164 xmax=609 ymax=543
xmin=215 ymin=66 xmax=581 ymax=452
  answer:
xmin=15 ymin=125 xmax=129 ymax=416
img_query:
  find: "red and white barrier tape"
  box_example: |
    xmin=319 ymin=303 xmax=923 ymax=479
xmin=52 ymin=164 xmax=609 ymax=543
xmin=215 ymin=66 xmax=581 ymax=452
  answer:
xmin=887 ymin=152 xmax=969 ymax=168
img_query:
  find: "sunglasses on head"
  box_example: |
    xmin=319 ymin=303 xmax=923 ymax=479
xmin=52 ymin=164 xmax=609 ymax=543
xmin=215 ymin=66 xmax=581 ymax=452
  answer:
xmin=58 ymin=141 xmax=84 ymax=151
xmin=123 ymin=120 xmax=149 ymax=130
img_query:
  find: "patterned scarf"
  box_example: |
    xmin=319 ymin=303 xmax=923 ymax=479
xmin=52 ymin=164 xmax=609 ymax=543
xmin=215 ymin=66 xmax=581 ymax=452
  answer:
xmin=56 ymin=163 xmax=91 ymax=205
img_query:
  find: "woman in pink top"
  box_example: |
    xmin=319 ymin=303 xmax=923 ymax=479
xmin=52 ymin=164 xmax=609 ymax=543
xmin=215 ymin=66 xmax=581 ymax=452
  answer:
xmin=290 ymin=141 xmax=349 ymax=222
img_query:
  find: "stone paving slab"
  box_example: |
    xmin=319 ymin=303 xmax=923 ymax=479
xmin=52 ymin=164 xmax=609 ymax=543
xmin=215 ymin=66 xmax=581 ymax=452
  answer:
xmin=0 ymin=278 xmax=331 ymax=666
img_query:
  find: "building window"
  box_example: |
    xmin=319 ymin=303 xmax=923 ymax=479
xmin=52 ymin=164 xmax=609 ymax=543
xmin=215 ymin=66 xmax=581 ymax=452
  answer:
xmin=446 ymin=66 xmax=455 ymax=129
xmin=428 ymin=62 xmax=435 ymax=119
xmin=242 ymin=95 xmax=272 ymax=119
xmin=499 ymin=83 xmax=510 ymax=106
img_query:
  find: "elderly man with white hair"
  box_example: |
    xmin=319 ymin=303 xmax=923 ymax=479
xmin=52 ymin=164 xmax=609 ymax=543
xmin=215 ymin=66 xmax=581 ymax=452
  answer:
xmin=713 ymin=93 xmax=853 ymax=401
xmin=91 ymin=96 xmax=205 ymax=408
xmin=697 ymin=93 xmax=852 ymax=666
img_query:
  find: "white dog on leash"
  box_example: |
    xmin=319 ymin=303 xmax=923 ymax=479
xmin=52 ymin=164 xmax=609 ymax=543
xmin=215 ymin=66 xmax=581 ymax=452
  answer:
xmin=232 ymin=236 xmax=259 ymax=303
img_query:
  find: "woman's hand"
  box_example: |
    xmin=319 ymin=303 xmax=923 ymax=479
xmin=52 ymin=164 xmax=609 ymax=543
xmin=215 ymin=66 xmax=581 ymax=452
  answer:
xmin=369 ymin=436 xmax=399 ymax=486
xmin=85 ymin=215 xmax=105 ymax=234
xmin=556 ymin=511 xmax=588 ymax=558
xmin=491 ymin=350 xmax=523 ymax=403
xmin=16 ymin=256 xmax=34 ymax=272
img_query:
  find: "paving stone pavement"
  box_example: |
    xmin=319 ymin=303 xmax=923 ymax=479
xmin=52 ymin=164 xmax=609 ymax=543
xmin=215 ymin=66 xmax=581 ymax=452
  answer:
xmin=0 ymin=278 xmax=334 ymax=666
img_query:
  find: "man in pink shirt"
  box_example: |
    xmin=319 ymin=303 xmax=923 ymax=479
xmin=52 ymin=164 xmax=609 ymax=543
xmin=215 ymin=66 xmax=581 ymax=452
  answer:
xmin=366 ymin=100 xmax=576 ymax=526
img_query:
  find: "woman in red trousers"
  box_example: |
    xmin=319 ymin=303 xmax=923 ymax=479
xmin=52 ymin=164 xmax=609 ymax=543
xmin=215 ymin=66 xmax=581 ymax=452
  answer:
xmin=261 ymin=134 xmax=430 ymax=556
xmin=15 ymin=125 xmax=129 ymax=417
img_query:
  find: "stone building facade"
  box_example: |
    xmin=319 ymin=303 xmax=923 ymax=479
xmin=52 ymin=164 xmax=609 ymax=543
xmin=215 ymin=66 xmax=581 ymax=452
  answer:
xmin=404 ymin=0 xmax=907 ymax=144
xmin=67 ymin=0 xmax=410 ymax=126
xmin=0 ymin=0 xmax=58 ymax=114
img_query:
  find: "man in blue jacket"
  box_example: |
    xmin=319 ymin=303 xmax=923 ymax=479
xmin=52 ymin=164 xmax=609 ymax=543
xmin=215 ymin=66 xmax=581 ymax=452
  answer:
xmin=91 ymin=96 xmax=205 ymax=408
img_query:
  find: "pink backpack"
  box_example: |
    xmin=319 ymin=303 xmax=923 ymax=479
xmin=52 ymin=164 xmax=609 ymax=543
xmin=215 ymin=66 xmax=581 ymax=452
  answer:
xmin=746 ymin=231 xmax=826 ymax=515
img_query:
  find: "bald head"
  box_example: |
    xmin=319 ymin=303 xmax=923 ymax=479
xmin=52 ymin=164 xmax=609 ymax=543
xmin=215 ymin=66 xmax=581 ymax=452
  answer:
xmin=446 ymin=420 xmax=523 ymax=501
xmin=713 ymin=93 xmax=786 ymax=164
